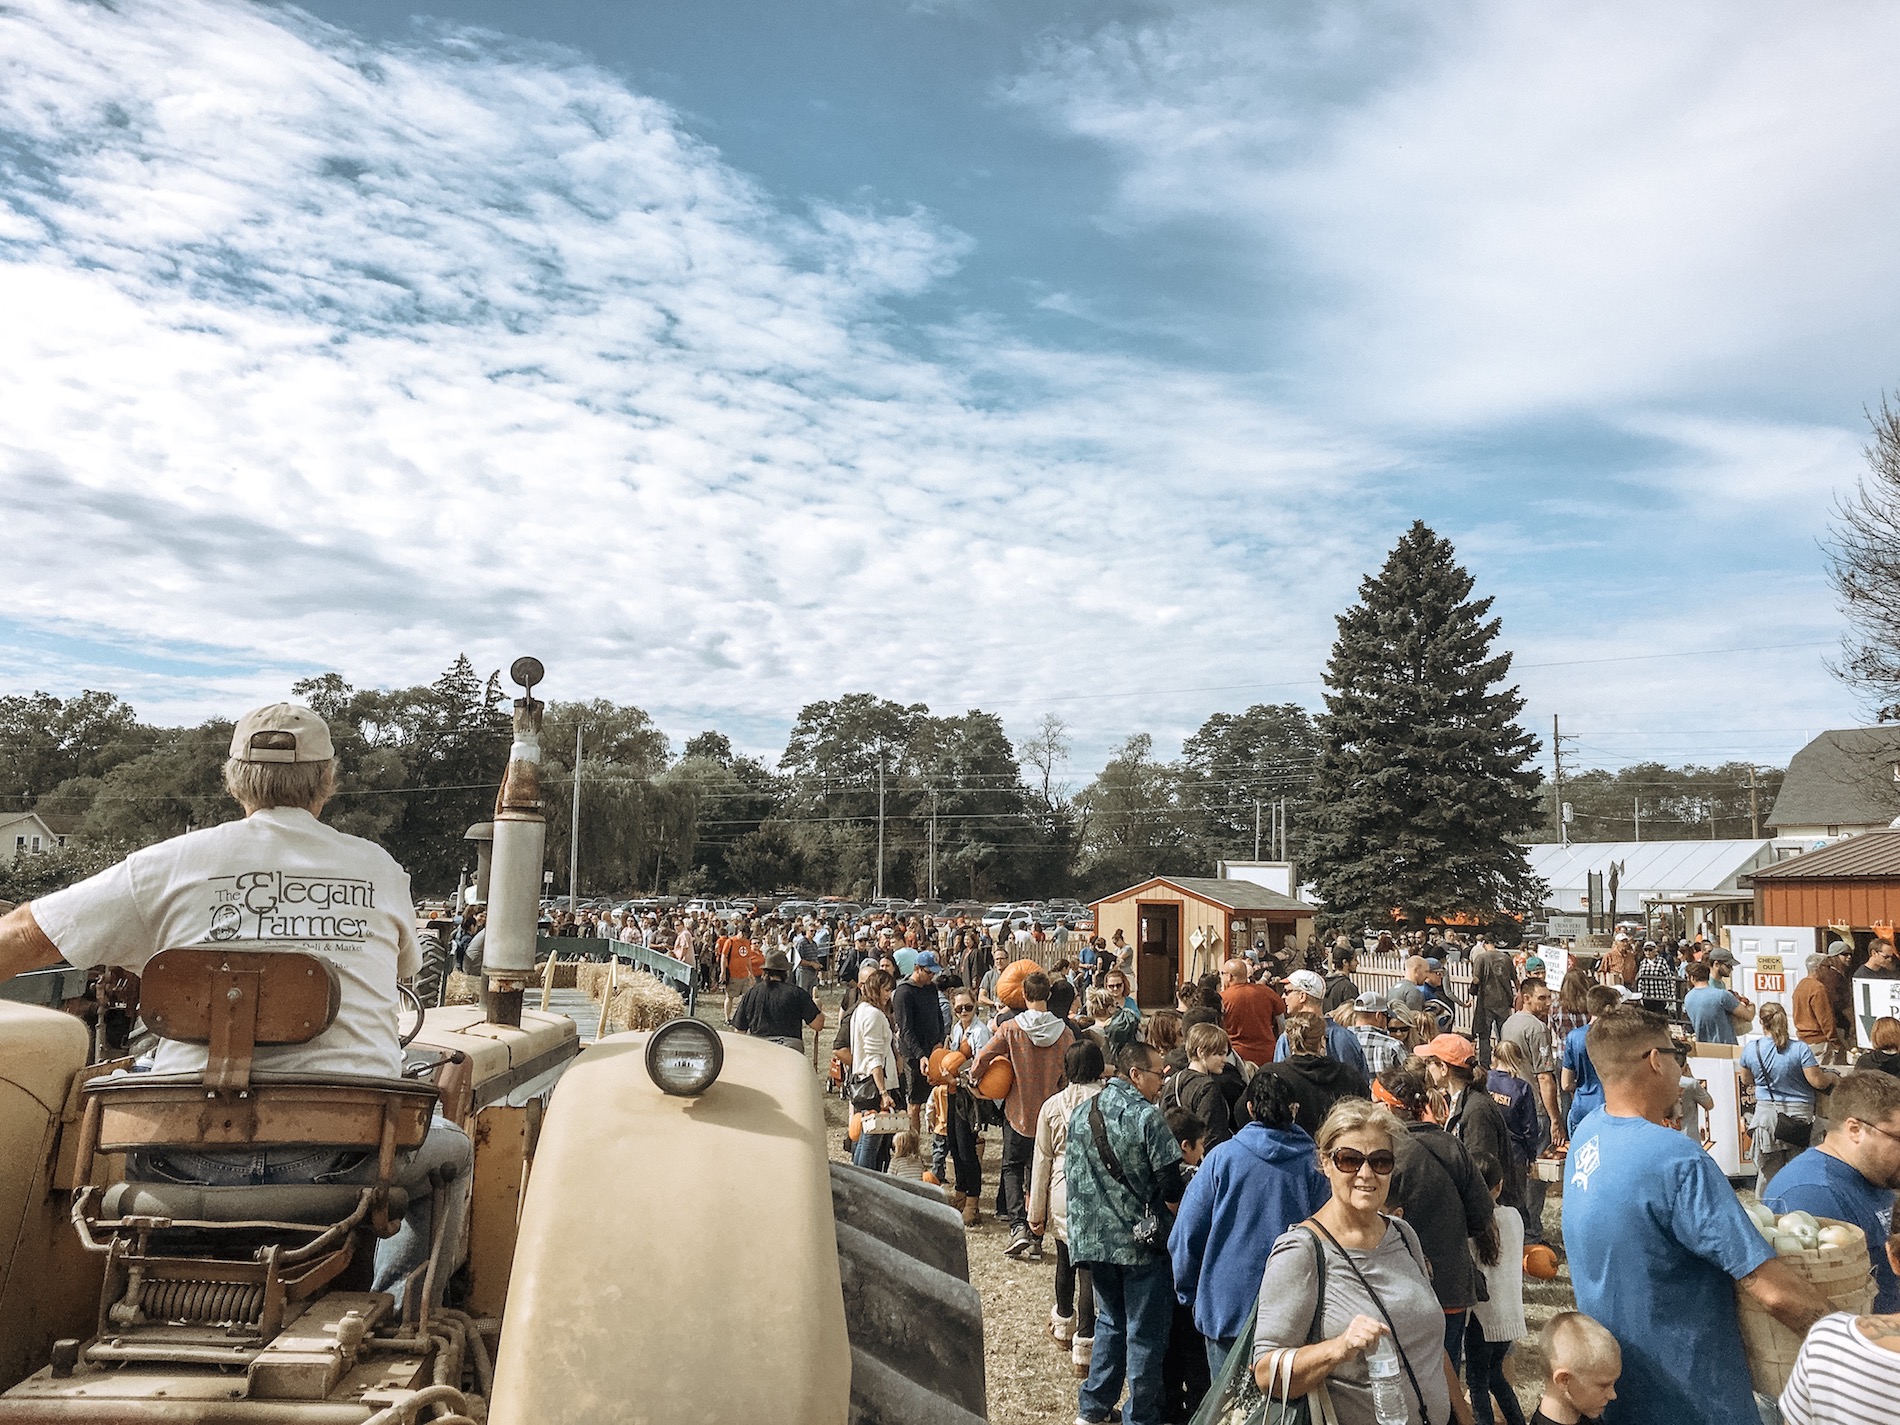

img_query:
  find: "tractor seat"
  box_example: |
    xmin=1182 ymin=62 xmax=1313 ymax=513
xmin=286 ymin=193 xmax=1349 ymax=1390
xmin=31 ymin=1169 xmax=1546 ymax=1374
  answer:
xmin=100 ymin=1181 xmax=410 ymax=1227
xmin=74 ymin=949 xmax=439 ymax=1239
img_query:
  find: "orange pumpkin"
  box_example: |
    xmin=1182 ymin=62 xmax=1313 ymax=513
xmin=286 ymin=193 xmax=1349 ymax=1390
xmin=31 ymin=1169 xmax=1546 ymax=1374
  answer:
xmin=996 ymin=958 xmax=1046 ymax=1012
xmin=1523 ymin=1244 xmax=1559 ymax=1281
xmin=848 ymin=1112 xmax=863 ymax=1142
xmin=974 ymin=1055 xmax=1015 ymax=1102
xmin=928 ymin=1046 xmax=970 ymax=1087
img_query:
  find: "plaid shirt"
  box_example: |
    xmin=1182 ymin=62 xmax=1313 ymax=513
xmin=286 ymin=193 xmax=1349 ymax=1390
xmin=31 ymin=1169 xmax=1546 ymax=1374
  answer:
xmin=1636 ymin=955 xmax=1677 ymax=1006
xmin=1351 ymin=1025 xmax=1406 ymax=1075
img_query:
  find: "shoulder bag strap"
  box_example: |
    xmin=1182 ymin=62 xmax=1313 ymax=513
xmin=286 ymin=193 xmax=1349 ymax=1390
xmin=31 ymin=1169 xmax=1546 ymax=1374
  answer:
xmin=1088 ymin=1097 xmax=1132 ymax=1191
xmin=1307 ymin=1218 xmax=1432 ymax=1425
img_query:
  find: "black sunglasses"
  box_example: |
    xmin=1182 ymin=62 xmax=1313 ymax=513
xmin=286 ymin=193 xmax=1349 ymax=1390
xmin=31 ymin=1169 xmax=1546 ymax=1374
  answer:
xmin=1328 ymin=1148 xmax=1397 ymax=1176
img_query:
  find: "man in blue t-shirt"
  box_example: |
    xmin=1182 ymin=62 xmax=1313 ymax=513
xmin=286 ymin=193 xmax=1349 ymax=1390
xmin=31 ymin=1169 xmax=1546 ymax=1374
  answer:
xmin=1561 ymin=984 xmax=1621 ymax=1137
xmin=1765 ymin=1069 xmax=1900 ymax=1312
xmin=1681 ymin=959 xmax=1750 ymax=1045
xmin=1564 ymin=1007 xmax=1829 ymax=1425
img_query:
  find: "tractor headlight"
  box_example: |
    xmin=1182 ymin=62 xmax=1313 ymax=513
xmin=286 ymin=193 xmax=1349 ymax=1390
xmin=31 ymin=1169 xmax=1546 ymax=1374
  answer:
xmin=645 ymin=1018 xmax=724 ymax=1097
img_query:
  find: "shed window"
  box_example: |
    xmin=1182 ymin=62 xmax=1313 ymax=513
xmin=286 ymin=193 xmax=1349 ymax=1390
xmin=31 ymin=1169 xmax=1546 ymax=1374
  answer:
xmin=30 ymin=836 xmax=40 ymax=851
xmin=12 ymin=837 xmax=21 ymax=850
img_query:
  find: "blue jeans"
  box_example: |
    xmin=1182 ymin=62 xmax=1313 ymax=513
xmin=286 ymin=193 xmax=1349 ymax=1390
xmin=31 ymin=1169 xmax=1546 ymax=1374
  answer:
xmin=1442 ymin=1309 xmax=1468 ymax=1373
xmin=1079 ymin=1256 xmax=1174 ymax=1425
xmin=853 ymin=1130 xmax=892 ymax=1172
xmin=1204 ymin=1334 xmax=1238 ymax=1379
xmin=131 ymin=1116 xmax=472 ymax=1308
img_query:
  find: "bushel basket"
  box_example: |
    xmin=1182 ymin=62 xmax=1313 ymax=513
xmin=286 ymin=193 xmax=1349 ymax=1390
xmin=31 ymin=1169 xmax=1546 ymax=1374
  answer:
xmin=1734 ymin=1216 xmax=1876 ymax=1399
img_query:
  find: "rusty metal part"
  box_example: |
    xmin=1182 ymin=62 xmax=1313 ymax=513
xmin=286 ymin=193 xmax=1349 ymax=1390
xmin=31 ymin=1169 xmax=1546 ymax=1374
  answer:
xmin=136 ymin=1278 xmax=263 ymax=1326
xmin=432 ymin=1311 xmax=492 ymax=1398
xmin=360 ymin=1383 xmax=470 ymax=1425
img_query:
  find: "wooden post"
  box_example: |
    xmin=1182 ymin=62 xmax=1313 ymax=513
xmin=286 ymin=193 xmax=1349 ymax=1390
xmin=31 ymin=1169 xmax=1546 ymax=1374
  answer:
xmin=539 ymin=950 xmax=558 ymax=1011
xmin=596 ymin=957 xmax=619 ymax=1040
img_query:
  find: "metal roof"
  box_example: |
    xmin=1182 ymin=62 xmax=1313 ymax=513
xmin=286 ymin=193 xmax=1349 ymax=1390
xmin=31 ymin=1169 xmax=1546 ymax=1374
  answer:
xmin=1766 ymin=728 xmax=1900 ymax=831
xmin=1522 ymin=840 xmax=1777 ymax=899
xmin=1092 ymin=875 xmax=1315 ymax=914
xmin=1746 ymin=829 xmax=1900 ymax=881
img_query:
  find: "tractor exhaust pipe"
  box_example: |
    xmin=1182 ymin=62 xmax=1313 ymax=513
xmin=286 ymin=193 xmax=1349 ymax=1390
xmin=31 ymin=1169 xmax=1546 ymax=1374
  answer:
xmin=484 ymin=657 xmax=547 ymax=1028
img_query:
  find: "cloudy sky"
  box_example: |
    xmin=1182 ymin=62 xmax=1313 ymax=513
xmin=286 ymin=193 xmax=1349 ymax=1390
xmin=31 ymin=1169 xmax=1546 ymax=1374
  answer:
xmin=4 ymin=0 xmax=1896 ymax=782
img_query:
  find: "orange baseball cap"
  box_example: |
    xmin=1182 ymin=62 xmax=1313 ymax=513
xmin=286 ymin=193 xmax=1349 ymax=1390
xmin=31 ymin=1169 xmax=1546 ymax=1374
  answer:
xmin=1419 ymin=1033 xmax=1477 ymax=1068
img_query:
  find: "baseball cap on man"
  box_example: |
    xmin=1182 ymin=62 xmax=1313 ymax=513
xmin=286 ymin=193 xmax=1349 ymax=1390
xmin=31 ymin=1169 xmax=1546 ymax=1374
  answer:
xmin=914 ymin=950 xmax=941 ymax=974
xmin=1418 ymin=1033 xmax=1477 ymax=1067
xmin=1286 ymin=970 xmax=1326 ymax=999
xmin=1352 ymin=991 xmax=1389 ymax=1015
xmin=230 ymin=703 xmax=334 ymax=764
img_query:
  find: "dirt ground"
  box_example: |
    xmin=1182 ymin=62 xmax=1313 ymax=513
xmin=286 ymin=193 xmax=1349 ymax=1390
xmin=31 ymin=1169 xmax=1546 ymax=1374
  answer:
xmin=805 ymin=1030 xmax=1577 ymax=1424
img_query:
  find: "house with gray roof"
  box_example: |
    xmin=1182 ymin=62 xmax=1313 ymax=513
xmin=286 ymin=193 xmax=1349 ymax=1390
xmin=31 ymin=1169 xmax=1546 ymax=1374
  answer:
xmin=1766 ymin=727 xmax=1900 ymax=839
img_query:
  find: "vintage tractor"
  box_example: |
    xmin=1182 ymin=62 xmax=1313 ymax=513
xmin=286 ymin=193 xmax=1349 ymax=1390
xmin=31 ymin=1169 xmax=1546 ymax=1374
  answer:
xmin=0 ymin=662 xmax=984 ymax=1424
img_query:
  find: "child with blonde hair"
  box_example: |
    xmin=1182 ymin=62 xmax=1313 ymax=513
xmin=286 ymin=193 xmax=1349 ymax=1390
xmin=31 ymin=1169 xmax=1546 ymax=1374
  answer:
xmin=887 ymin=1129 xmax=932 ymax=1188
xmin=1532 ymin=1312 xmax=1621 ymax=1425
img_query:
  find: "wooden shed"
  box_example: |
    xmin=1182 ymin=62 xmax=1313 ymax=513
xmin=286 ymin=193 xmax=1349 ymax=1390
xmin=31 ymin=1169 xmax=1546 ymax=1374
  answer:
xmin=1746 ymin=830 xmax=1900 ymax=944
xmin=1091 ymin=876 xmax=1316 ymax=1008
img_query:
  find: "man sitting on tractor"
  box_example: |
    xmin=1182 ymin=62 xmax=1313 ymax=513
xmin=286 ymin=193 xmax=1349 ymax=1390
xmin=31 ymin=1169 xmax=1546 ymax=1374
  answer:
xmin=0 ymin=701 xmax=471 ymax=1306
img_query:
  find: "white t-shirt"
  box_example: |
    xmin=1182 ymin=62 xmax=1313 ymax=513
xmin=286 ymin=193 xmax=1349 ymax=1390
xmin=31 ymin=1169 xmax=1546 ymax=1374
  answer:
xmin=34 ymin=808 xmax=420 ymax=1078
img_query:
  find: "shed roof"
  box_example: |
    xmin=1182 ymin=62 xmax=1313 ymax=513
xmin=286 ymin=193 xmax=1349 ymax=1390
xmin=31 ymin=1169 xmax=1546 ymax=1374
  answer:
xmin=1746 ymin=829 xmax=1900 ymax=882
xmin=1092 ymin=875 xmax=1315 ymax=915
xmin=1766 ymin=728 xmax=1900 ymax=831
xmin=1522 ymin=840 xmax=1775 ymax=898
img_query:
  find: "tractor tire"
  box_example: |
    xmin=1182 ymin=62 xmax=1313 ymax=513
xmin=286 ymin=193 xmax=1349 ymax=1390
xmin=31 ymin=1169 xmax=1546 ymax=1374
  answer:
xmin=412 ymin=930 xmax=452 ymax=1010
xmin=830 ymin=1162 xmax=987 ymax=1425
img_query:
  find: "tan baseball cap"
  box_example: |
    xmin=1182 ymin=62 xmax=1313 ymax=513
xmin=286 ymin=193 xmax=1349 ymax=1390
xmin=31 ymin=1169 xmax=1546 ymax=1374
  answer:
xmin=229 ymin=703 xmax=334 ymax=763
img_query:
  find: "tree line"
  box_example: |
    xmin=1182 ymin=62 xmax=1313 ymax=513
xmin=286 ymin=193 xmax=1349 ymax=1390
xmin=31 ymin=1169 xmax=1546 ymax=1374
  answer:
xmin=5 ymin=522 xmax=1784 ymax=929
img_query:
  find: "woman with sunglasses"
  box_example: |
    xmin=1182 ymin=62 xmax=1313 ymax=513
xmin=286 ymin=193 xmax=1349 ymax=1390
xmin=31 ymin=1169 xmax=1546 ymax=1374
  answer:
xmin=1251 ymin=1098 xmax=1474 ymax=1425
xmin=934 ymin=993 xmax=991 ymax=1225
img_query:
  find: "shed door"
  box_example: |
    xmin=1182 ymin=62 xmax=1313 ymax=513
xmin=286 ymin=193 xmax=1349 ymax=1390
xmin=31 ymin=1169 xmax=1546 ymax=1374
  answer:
xmin=1136 ymin=903 xmax=1180 ymax=1008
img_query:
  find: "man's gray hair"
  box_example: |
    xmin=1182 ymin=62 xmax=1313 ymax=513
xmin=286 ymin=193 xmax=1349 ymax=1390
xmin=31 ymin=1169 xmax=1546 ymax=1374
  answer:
xmin=223 ymin=756 xmax=337 ymax=812
xmin=1807 ymin=953 xmax=1824 ymax=974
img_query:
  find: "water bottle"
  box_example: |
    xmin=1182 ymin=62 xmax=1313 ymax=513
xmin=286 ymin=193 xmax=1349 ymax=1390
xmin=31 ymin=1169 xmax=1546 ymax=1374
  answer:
xmin=1366 ymin=1332 xmax=1406 ymax=1425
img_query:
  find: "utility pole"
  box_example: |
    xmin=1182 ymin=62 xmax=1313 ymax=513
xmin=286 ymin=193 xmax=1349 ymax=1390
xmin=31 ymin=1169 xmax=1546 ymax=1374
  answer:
xmin=875 ymin=756 xmax=886 ymax=903
xmin=1278 ymin=797 xmax=1287 ymax=862
xmin=1552 ymin=715 xmax=1574 ymax=849
xmin=1748 ymin=766 xmax=1760 ymax=839
xmin=568 ymin=721 xmax=582 ymax=915
xmin=929 ymin=788 xmax=939 ymax=901
xmin=1634 ymin=797 xmax=1641 ymax=843
xmin=1254 ymin=799 xmax=1262 ymax=860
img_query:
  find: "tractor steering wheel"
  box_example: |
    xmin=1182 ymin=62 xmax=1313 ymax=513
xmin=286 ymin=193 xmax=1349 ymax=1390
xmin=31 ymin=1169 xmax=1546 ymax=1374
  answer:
xmin=396 ymin=982 xmax=426 ymax=1048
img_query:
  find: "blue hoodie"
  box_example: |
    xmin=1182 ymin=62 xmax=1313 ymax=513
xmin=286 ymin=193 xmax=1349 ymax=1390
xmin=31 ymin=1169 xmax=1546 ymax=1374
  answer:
xmin=1168 ymin=1121 xmax=1331 ymax=1342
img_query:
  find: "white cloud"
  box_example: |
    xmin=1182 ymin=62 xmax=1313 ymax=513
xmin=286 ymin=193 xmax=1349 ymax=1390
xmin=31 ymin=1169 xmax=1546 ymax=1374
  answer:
xmin=0 ymin=0 xmax=1388 ymax=765
xmin=1012 ymin=0 xmax=1900 ymax=427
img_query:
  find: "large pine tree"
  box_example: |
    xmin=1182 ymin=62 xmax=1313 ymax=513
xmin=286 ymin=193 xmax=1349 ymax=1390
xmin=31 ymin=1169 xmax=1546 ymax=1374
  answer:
xmin=1300 ymin=522 xmax=1545 ymax=929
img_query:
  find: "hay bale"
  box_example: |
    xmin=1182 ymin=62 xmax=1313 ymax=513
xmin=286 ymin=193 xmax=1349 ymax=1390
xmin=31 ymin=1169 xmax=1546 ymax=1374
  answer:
xmin=605 ymin=972 xmax=687 ymax=1034
xmin=444 ymin=972 xmax=481 ymax=1007
xmin=576 ymin=963 xmax=618 ymax=1002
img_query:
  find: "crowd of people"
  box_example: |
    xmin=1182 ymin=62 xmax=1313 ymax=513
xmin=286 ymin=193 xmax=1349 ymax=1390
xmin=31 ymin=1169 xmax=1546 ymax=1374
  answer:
xmin=707 ymin=907 xmax=1900 ymax=1425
